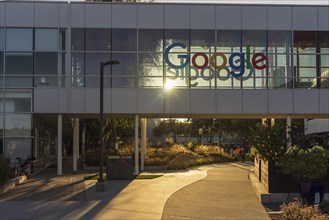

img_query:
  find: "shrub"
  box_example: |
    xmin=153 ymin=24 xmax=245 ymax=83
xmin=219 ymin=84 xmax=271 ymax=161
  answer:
xmin=321 ymin=201 xmax=329 ymax=215
xmin=277 ymin=146 xmax=329 ymax=181
xmin=280 ymin=199 xmax=329 ymax=220
xmin=0 ymin=156 xmax=14 ymax=185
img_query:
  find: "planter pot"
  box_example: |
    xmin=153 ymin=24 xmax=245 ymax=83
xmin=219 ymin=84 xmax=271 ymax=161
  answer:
xmin=299 ymin=182 xmax=312 ymax=204
xmin=311 ymin=181 xmax=325 ymax=203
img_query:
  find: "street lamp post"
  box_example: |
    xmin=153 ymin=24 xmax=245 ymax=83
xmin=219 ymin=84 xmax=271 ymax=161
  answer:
xmin=96 ymin=60 xmax=119 ymax=192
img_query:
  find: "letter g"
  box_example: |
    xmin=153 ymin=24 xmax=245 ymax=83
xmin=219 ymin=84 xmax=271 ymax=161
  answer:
xmin=164 ymin=43 xmax=190 ymax=69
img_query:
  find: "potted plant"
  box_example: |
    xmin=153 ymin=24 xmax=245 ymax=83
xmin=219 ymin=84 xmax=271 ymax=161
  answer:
xmin=277 ymin=146 xmax=329 ymax=204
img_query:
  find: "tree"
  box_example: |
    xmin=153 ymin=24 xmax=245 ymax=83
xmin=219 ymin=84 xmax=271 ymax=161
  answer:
xmin=249 ymin=122 xmax=288 ymax=162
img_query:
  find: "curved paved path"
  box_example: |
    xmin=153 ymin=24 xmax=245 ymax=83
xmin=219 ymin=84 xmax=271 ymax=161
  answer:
xmin=162 ymin=163 xmax=270 ymax=220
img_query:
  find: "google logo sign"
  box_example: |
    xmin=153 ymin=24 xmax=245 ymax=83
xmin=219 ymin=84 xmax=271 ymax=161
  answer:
xmin=164 ymin=43 xmax=267 ymax=78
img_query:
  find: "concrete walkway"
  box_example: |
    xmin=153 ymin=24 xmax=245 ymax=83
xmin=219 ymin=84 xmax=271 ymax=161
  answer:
xmin=0 ymin=161 xmax=270 ymax=220
xmin=162 ymin=163 xmax=270 ymax=220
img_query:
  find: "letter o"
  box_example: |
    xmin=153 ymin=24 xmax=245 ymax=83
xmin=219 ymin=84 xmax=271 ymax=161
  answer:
xmin=192 ymin=53 xmax=208 ymax=69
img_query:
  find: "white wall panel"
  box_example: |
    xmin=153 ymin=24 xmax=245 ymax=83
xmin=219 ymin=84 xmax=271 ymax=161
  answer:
xmin=294 ymin=90 xmax=318 ymax=113
xmin=190 ymin=6 xmax=215 ymax=29
xmin=85 ymin=88 xmax=100 ymax=113
xmin=267 ymin=7 xmax=292 ymax=30
xmin=59 ymin=4 xmax=68 ymax=27
xmin=5 ymin=3 xmax=34 ymax=27
xmin=34 ymin=89 xmax=58 ymax=113
xmin=293 ymin=7 xmax=317 ymax=30
xmin=216 ymin=6 xmax=241 ymax=29
xmin=216 ymin=90 xmax=242 ymax=113
xmin=71 ymin=4 xmax=85 ymax=28
xmin=243 ymin=90 xmax=268 ymax=113
xmin=112 ymin=4 xmax=137 ymax=28
xmin=164 ymin=5 xmax=189 ymax=29
xmin=112 ymin=89 xmax=137 ymax=113
xmin=191 ymin=90 xmax=215 ymax=113
xmin=319 ymin=90 xmax=329 ymax=114
xmin=138 ymin=89 xmax=164 ymax=113
xmin=70 ymin=89 xmax=85 ymax=113
xmin=138 ymin=5 xmax=163 ymax=29
xmin=165 ymin=89 xmax=190 ymax=113
xmin=85 ymin=4 xmax=111 ymax=28
xmin=242 ymin=6 xmax=266 ymax=30
xmin=318 ymin=7 xmax=329 ymax=30
xmin=35 ymin=3 xmax=58 ymax=27
xmin=268 ymin=90 xmax=293 ymax=114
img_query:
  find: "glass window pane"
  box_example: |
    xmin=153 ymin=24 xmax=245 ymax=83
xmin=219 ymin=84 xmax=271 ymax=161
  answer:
xmin=4 ymin=138 xmax=31 ymax=162
xmin=191 ymin=30 xmax=215 ymax=53
xmin=242 ymin=30 xmax=266 ymax=53
xmin=165 ymin=29 xmax=189 ymax=51
xmin=268 ymin=31 xmax=292 ymax=53
xmin=5 ymin=77 xmax=33 ymax=88
xmin=5 ymin=53 xmax=33 ymax=75
xmin=0 ymin=52 xmax=3 ymax=75
xmin=34 ymin=52 xmax=58 ymax=75
xmin=85 ymin=52 xmax=111 ymax=87
xmin=71 ymin=28 xmax=84 ymax=51
xmin=5 ymin=114 xmax=31 ymax=137
xmin=139 ymin=29 xmax=163 ymax=52
xmin=35 ymin=29 xmax=58 ymax=51
xmin=6 ymin=28 xmax=33 ymax=51
xmin=71 ymin=52 xmax=84 ymax=87
xmin=294 ymin=31 xmax=316 ymax=53
xmin=5 ymin=91 xmax=31 ymax=112
xmin=0 ymin=114 xmax=3 ymax=137
xmin=0 ymin=28 xmax=3 ymax=50
xmin=139 ymin=53 xmax=163 ymax=76
xmin=60 ymin=28 xmax=66 ymax=51
xmin=85 ymin=28 xmax=111 ymax=51
xmin=217 ymin=30 xmax=241 ymax=53
xmin=111 ymin=53 xmax=137 ymax=88
xmin=112 ymin=29 xmax=137 ymax=51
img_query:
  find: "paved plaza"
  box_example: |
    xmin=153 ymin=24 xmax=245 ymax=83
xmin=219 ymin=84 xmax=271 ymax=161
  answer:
xmin=0 ymin=160 xmax=270 ymax=220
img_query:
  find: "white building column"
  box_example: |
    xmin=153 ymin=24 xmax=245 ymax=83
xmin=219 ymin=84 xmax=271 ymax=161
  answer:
xmin=57 ymin=114 xmax=62 ymax=175
xmin=286 ymin=115 xmax=292 ymax=148
xmin=141 ymin=118 xmax=147 ymax=171
xmin=134 ymin=115 xmax=139 ymax=175
xmin=73 ymin=118 xmax=79 ymax=173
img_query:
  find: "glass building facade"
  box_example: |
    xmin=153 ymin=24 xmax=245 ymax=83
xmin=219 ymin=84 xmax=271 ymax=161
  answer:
xmin=0 ymin=2 xmax=328 ymax=163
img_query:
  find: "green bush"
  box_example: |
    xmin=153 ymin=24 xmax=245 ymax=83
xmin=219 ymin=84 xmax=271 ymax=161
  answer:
xmin=277 ymin=146 xmax=329 ymax=181
xmin=0 ymin=156 xmax=14 ymax=185
xmin=320 ymin=201 xmax=329 ymax=214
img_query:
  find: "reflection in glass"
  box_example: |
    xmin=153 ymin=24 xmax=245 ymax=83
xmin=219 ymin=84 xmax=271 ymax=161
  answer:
xmin=5 ymin=91 xmax=31 ymax=113
xmin=5 ymin=138 xmax=31 ymax=162
xmin=139 ymin=29 xmax=163 ymax=52
xmin=6 ymin=53 xmax=33 ymax=75
xmin=6 ymin=28 xmax=33 ymax=51
xmin=71 ymin=28 xmax=85 ymax=51
xmin=112 ymin=29 xmax=137 ymax=51
xmin=242 ymin=30 xmax=266 ymax=53
xmin=165 ymin=29 xmax=189 ymax=51
xmin=86 ymin=28 xmax=111 ymax=51
xmin=5 ymin=114 xmax=31 ymax=137
xmin=217 ymin=30 xmax=241 ymax=53
xmin=0 ymin=52 xmax=3 ymax=75
xmin=34 ymin=52 xmax=58 ymax=75
xmin=0 ymin=28 xmax=3 ymax=50
xmin=190 ymin=30 xmax=215 ymax=53
xmin=268 ymin=31 xmax=292 ymax=53
xmin=85 ymin=52 xmax=111 ymax=87
xmin=111 ymin=53 xmax=137 ymax=88
xmin=71 ymin=53 xmax=85 ymax=87
xmin=5 ymin=77 xmax=33 ymax=88
xmin=139 ymin=53 xmax=163 ymax=87
xmin=35 ymin=29 xmax=58 ymax=51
